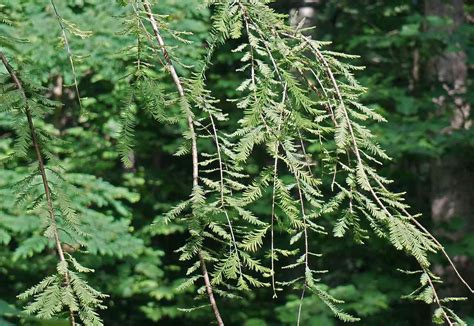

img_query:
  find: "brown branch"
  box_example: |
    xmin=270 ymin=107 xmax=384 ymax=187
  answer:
xmin=199 ymin=252 xmax=225 ymax=326
xmin=0 ymin=52 xmax=76 ymax=326
xmin=141 ymin=1 xmax=198 ymax=186
xmin=140 ymin=2 xmax=224 ymax=324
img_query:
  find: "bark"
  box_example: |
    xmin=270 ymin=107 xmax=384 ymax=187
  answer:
xmin=425 ymin=0 xmax=471 ymax=131
xmin=425 ymin=0 xmax=474 ymax=297
xmin=426 ymin=0 xmax=472 ymax=227
xmin=287 ymin=0 xmax=320 ymax=28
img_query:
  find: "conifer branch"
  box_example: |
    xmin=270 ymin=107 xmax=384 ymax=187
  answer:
xmin=365 ymin=173 xmax=473 ymax=293
xmin=305 ymin=33 xmax=473 ymax=294
xmin=0 ymin=51 xmax=77 ymax=326
xmin=406 ymin=209 xmax=474 ymax=294
xmin=284 ymin=27 xmax=471 ymax=323
xmin=141 ymin=2 xmax=224 ymax=324
xmin=239 ymin=4 xmax=317 ymax=308
xmin=239 ymin=5 xmax=278 ymax=297
xmin=238 ymin=3 xmax=323 ymax=317
xmin=221 ymin=2 xmax=466 ymax=323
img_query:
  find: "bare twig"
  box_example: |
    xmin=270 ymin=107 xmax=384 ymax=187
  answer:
xmin=199 ymin=252 xmax=225 ymax=326
xmin=295 ymin=176 xmax=310 ymax=326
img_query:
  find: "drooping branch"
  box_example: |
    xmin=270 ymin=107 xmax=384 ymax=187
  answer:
xmin=283 ymin=25 xmax=473 ymax=325
xmin=0 ymin=51 xmax=77 ymax=326
xmin=140 ymin=2 xmax=224 ymax=324
xmin=224 ymin=1 xmax=471 ymax=323
xmin=306 ymin=34 xmax=474 ymax=295
xmin=239 ymin=4 xmax=313 ymax=309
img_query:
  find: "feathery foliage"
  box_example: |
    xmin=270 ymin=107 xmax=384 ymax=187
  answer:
xmin=0 ymin=0 xmax=471 ymax=325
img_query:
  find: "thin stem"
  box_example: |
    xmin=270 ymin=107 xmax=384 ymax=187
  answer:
xmin=268 ymin=85 xmax=287 ymax=298
xmin=0 ymin=52 xmax=76 ymax=326
xmin=209 ymin=113 xmax=242 ymax=277
xmin=298 ymin=130 xmax=315 ymax=177
xmin=270 ymin=152 xmax=279 ymax=298
xmin=199 ymin=252 xmax=225 ymax=326
xmin=424 ymin=268 xmax=454 ymax=326
xmin=49 ymin=0 xmax=83 ymax=111
xmin=141 ymin=2 xmax=223 ymax=324
xmin=295 ymin=175 xmax=310 ymax=326
xmin=296 ymin=282 xmax=306 ymax=326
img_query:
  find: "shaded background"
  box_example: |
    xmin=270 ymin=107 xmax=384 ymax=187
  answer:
xmin=0 ymin=0 xmax=472 ymax=325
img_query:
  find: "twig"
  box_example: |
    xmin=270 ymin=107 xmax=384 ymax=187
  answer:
xmin=295 ymin=176 xmax=310 ymax=326
xmin=209 ymin=113 xmax=242 ymax=277
xmin=296 ymin=281 xmax=306 ymax=326
xmin=49 ymin=0 xmax=83 ymax=111
xmin=424 ymin=268 xmax=454 ymax=326
xmin=200 ymin=252 xmax=225 ymax=326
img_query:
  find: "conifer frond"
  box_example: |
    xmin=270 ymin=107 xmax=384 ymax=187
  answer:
xmin=201 ymin=0 xmax=471 ymax=323
xmin=1 ymin=52 xmax=105 ymax=325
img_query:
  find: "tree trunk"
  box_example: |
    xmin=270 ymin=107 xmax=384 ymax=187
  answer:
xmin=425 ymin=0 xmax=474 ymax=298
xmin=287 ymin=0 xmax=320 ymax=28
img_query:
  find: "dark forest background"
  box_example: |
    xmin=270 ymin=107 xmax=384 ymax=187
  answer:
xmin=0 ymin=0 xmax=472 ymax=325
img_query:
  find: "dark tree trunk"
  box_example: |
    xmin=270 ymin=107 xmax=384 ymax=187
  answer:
xmin=425 ymin=0 xmax=474 ymax=299
xmin=281 ymin=0 xmax=320 ymax=28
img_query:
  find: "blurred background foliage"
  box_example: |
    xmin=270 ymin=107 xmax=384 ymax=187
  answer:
xmin=0 ymin=0 xmax=472 ymax=325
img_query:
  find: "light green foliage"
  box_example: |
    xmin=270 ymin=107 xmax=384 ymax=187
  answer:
xmin=111 ymin=0 xmax=469 ymax=324
xmin=0 ymin=0 xmax=472 ymax=325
